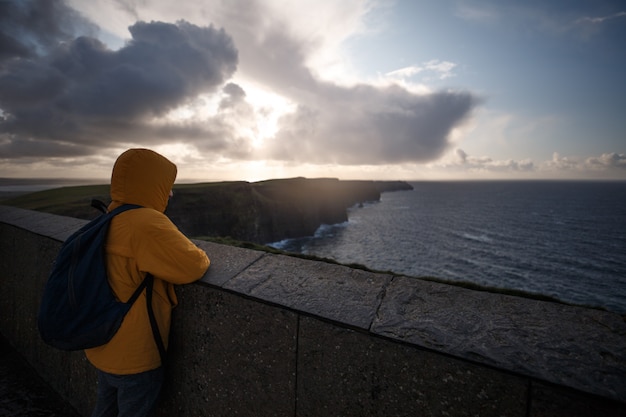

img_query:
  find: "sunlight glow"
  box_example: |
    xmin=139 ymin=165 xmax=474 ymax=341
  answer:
xmin=242 ymin=82 xmax=297 ymax=145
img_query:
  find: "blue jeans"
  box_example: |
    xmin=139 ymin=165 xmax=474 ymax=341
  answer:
xmin=91 ymin=367 xmax=164 ymax=417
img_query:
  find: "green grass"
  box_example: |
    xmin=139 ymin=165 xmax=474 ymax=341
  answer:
xmin=0 ymin=182 xmax=249 ymax=218
xmin=1 ymin=184 xmax=109 ymax=212
xmin=0 ymin=181 xmax=247 ymax=208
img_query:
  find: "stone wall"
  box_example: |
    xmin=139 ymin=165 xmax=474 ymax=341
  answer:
xmin=1 ymin=205 xmax=625 ymax=417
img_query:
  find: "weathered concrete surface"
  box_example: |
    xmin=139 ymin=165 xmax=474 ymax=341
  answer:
xmin=160 ymin=285 xmax=298 ymax=417
xmin=0 ymin=221 xmax=98 ymax=416
xmin=0 ymin=205 xmax=87 ymax=241
xmin=371 ymin=275 xmax=626 ymax=402
xmin=224 ymin=254 xmax=391 ymax=329
xmin=197 ymin=241 xmax=264 ymax=287
xmin=298 ymin=316 xmax=528 ymax=417
xmin=529 ymin=382 xmax=626 ymax=417
xmin=0 ymin=334 xmax=82 ymax=417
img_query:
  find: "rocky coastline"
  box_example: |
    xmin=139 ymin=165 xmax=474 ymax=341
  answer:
xmin=166 ymin=177 xmax=413 ymax=244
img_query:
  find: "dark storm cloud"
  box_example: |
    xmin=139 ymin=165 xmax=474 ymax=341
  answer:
xmin=218 ymin=82 xmax=247 ymax=110
xmin=0 ymin=0 xmax=238 ymax=158
xmin=0 ymin=0 xmax=95 ymax=63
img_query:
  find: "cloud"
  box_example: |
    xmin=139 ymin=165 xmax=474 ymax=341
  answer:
xmin=546 ymin=152 xmax=579 ymax=171
xmin=542 ymin=152 xmax=626 ymax=176
xmin=0 ymin=0 xmax=238 ymax=158
xmin=386 ymin=67 xmax=424 ymax=79
xmin=0 ymin=0 xmax=96 ymax=62
xmin=430 ymin=149 xmax=626 ymax=180
xmin=575 ymin=11 xmax=626 ymax=25
xmin=194 ymin=0 xmax=480 ymax=165
xmin=454 ymin=3 xmax=500 ymax=23
xmin=544 ymin=152 xmax=626 ymax=175
xmin=455 ymin=1 xmax=626 ymax=39
xmin=267 ymin=86 xmax=479 ymax=165
xmin=570 ymin=10 xmax=626 ymax=39
xmin=452 ymin=148 xmax=535 ymax=172
xmin=585 ymin=153 xmax=626 ymax=169
xmin=1 ymin=0 xmax=481 ymax=169
xmin=386 ymin=60 xmax=457 ymax=81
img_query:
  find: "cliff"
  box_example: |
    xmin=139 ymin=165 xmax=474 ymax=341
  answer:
xmin=1 ymin=178 xmax=413 ymax=244
xmin=166 ymin=178 xmax=413 ymax=243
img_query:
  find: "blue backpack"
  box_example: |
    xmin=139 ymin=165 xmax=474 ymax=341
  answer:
xmin=38 ymin=201 xmax=164 ymax=357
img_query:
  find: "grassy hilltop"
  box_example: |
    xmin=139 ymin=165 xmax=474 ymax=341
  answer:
xmin=0 ymin=184 xmax=111 ymax=219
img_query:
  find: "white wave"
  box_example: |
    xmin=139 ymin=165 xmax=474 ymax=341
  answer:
xmin=461 ymin=233 xmax=493 ymax=243
xmin=314 ymin=221 xmax=349 ymax=238
xmin=266 ymin=239 xmax=293 ymax=250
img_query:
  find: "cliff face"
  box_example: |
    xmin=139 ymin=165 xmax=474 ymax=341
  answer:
xmin=166 ymin=178 xmax=412 ymax=243
xmin=1 ymin=177 xmax=413 ymax=244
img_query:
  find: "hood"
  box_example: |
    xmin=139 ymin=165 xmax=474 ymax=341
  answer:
xmin=109 ymin=148 xmax=177 ymax=213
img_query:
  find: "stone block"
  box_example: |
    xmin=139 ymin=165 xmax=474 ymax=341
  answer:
xmin=0 ymin=222 xmax=97 ymax=414
xmin=529 ymin=382 xmax=626 ymax=417
xmin=159 ymin=285 xmax=298 ymax=417
xmin=1 ymin=208 xmax=84 ymax=240
xmin=371 ymin=276 xmax=626 ymax=402
xmin=194 ymin=240 xmax=264 ymax=287
xmin=297 ymin=316 xmax=528 ymax=417
xmin=224 ymin=254 xmax=391 ymax=329
xmin=0 ymin=205 xmax=36 ymax=223
xmin=48 ymin=217 xmax=88 ymax=241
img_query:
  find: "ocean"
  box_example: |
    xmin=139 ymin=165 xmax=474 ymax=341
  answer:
xmin=270 ymin=181 xmax=626 ymax=314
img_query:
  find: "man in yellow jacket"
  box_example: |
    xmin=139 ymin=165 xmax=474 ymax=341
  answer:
xmin=86 ymin=149 xmax=210 ymax=417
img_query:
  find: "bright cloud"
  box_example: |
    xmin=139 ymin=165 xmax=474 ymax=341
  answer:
xmin=586 ymin=153 xmax=626 ymax=169
xmin=447 ymin=148 xmax=534 ymax=173
xmin=544 ymin=152 xmax=626 ymax=177
xmin=386 ymin=60 xmax=457 ymax=81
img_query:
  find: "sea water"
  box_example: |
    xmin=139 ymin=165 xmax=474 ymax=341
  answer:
xmin=270 ymin=181 xmax=626 ymax=314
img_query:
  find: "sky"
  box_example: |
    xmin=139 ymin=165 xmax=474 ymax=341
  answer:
xmin=0 ymin=0 xmax=625 ymax=182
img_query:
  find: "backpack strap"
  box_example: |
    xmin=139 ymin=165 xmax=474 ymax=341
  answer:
xmin=126 ymin=276 xmax=149 ymax=306
xmin=144 ymin=274 xmax=168 ymax=365
xmin=91 ymin=199 xmax=109 ymax=214
xmin=91 ymin=199 xmax=144 ymax=216
xmin=109 ymin=203 xmax=144 ymax=216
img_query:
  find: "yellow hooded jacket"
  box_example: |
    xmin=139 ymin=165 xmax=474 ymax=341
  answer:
xmin=85 ymin=149 xmax=210 ymax=375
